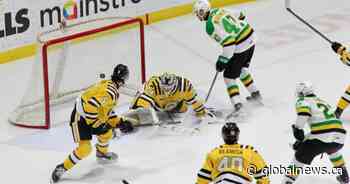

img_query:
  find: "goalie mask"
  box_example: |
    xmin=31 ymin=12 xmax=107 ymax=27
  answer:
xmin=159 ymin=72 xmax=178 ymax=95
xmin=295 ymin=81 xmax=314 ymax=97
xmin=193 ymin=0 xmax=211 ymax=21
xmin=222 ymin=122 xmax=240 ymax=144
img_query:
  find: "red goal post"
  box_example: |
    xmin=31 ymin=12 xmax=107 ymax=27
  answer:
xmin=9 ymin=17 xmax=146 ymax=129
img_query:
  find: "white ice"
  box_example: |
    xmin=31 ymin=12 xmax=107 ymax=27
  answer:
xmin=1 ymin=0 xmax=350 ymax=183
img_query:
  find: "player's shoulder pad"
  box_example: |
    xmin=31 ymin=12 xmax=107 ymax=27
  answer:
xmin=144 ymin=76 xmax=160 ymax=95
xmin=243 ymin=144 xmax=259 ymax=153
xmin=210 ymin=8 xmax=220 ymax=16
xmin=181 ymin=77 xmax=194 ymax=92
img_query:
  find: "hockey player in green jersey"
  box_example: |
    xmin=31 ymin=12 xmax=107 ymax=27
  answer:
xmin=283 ymin=81 xmax=348 ymax=184
xmin=193 ymin=0 xmax=261 ymax=116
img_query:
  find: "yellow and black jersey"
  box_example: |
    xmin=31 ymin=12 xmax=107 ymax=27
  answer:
xmin=336 ymin=46 xmax=350 ymax=66
xmin=131 ymin=75 xmax=206 ymax=116
xmin=197 ymin=144 xmax=270 ymax=184
xmin=75 ymin=79 xmax=122 ymax=128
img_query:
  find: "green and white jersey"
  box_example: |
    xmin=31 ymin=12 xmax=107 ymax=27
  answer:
xmin=206 ymin=8 xmax=253 ymax=47
xmin=295 ymin=96 xmax=346 ymax=144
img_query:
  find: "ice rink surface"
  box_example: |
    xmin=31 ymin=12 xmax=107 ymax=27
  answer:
xmin=1 ymin=0 xmax=350 ymax=183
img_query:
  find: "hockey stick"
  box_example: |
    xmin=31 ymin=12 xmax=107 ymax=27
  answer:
xmin=122 ymin=179 xmax=130 ymax=184
xmin=285 ymin=0 xmax=333 ymax=44
xmin=134 ymin=120 xmax=181 ymax=127
xmin=205 ymin=71 xmax=219 ymax=102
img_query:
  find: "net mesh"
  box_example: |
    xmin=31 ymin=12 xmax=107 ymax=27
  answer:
xmin=9 ymin=17 xmax=145 ymax=128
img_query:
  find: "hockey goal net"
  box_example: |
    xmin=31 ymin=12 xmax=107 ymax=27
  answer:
xmin=9 ymin=17 xmax=146 ymax=129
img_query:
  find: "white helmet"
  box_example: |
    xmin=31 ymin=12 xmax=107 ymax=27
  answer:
xmin=193 ymin=0 xmax=211 ymax=21
xmin=159 ymin=72 xmax=178 ymax=95
xmin=296 ymin=81 xmax=314 ymax=97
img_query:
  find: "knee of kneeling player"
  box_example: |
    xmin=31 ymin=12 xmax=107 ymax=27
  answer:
xmin=97 ymin=129 xmax=113 ymax=143
xmin=75 ymin=140 xmax=93 ymax=159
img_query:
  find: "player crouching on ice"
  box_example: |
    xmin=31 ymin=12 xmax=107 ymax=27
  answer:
xmin=50 ymin=64 xmax=134 ymax=183
xmin=130 ymin=72 xmax=216 ymax=127
xmin=193 ymin=0 xmax=261 ymax=116
xmin=283 ymin=81 xmax=349 ymax=184
xmin=196 ymin=122 xmax=270 ymax=184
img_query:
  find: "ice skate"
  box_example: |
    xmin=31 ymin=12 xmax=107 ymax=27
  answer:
xmin=96 ymin=149 xmax=118 ymax=165
xmin=50 ymin=164 xmax=66 ymax=183
xmin=225 ymin=102 xmax=244 ymax=120
xmin=246 ymin=91 xmax=263 ymax=104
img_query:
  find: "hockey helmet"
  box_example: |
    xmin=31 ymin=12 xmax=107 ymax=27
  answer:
xmin=295 ymin=81 xmax=314 ymax=97
xmin=111 ymin=64 xmax=129 ymax=85
xmin=222 ymin=122 xmax=240 ymax=144
xmin=193 ymin=0 xmax=211 ymax=21
xmin=159 ymin=72 xmax=177 ymax=95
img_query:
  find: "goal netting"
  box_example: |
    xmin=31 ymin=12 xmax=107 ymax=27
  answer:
xmin=9 ymin=17 xmax=146 ymax=129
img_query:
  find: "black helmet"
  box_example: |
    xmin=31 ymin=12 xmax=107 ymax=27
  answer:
xmin=222 ymin=122 xmax=240 ymax=144
xmin=111 ymin=64 xmax=129 ymax=84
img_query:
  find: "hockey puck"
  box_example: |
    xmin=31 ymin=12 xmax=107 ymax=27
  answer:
xmin=99 ymin=73 xmax=106 ymax=79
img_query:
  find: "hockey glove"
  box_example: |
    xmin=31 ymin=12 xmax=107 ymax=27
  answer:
xmin=292 ymin=140 xmax=302 ymax=151
xmin=292 ymin=124 xmax=305 ymax=141
xmin=216 ymin=55 xmax=229 ymax=72
xmin=238 ymin=12 xmax=246 ymax=20
xmin=118 ymin=118 xmax=134 ymax=133
xmin=93 ymin=123 xmax=112 ymax=135
xmin=332 ymin=42 xmax=346 ymax=54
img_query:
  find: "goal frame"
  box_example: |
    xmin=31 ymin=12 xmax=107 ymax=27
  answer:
xmin=12 ymin=17 xmax=146 ymax=129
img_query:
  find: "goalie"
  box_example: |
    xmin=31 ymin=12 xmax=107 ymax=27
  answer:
xmin=331 ymin=42 xmax=350 ymax=118
xmin=130 ymin=72 xmax=215 ymax=125
xmin=50 ymin=64 xmax=134 ymax=183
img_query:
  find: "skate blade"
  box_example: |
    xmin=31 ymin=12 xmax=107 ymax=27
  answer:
xmin=96 ymin=158 xmax=118 ymax=165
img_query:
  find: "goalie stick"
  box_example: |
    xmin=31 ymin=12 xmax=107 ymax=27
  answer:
xmin=284 ymin=0 xmax=333 ymax=44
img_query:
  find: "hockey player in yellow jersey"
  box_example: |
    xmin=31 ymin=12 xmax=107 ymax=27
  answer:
xmin=331 ymin=42 xmax=350 ymax=119
xmin=50 ymin=64 xmax=134 ymax=183
xmin=196 ymin=122 xmax=270 ymax=184
xmin=131 ymin=72 xmax=215 ymax=124
xmin=282 ymin=81 xmax=348 ymax=184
